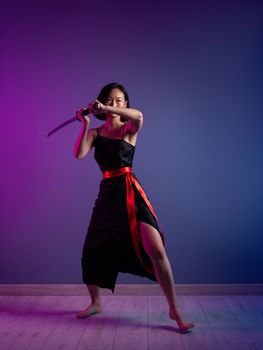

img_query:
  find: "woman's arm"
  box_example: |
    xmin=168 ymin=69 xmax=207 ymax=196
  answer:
xmin=90 ymin=101 xmax=143 ymax=134
xmin=73 ymin=110 xmax=96 ymax=159
xmin=106 ymin=106 xmax=143 ymax=134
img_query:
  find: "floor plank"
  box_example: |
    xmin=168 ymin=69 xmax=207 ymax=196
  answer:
xmin=223 ymin=295 xmax=263 ymax=350
xmin=0 ymin=294 xmax=262 ymax=350
xmin=112 ymin=296 xmax=148 ymax=350
xmin=178 ymin=295 xmax=220 ymax=350
xmin=198 ymin=295 xmax=257 ymax=349
xmin=77 ymin=295 xmax=123 ymax=350
xmin=4 ymin=296 xmax=72 ymax=350
xmin=148 ymin=296 xmax=184 ymax=350
xmin=0 ymin=296 xmax=31 ymax=350
xmin=36 ymin=296 xmax=88 ymax=350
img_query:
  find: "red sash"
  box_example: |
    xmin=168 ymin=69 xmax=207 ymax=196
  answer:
xmin=103 ymin=167 xmax=164 ymax=274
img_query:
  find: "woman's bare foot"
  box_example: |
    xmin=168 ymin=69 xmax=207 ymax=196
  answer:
xmin=76 ymin=303 xmax=102 ymax=319
xmin=169 ymin=309 xmax=194 ymax=333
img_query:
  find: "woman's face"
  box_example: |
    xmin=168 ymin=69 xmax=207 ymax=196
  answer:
xmin=104 ymin=88 xmax=127 ymax=117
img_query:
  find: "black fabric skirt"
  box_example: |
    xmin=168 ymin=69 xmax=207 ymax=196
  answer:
xmin=81 ymin=173 xmax=162 ymax=293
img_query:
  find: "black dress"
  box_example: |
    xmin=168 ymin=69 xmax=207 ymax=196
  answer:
xmin=81 ymin=127 xmax=164 ymax=293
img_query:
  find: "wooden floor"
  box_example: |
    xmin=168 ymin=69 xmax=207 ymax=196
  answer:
xmin=0 ymin=295 xmax=263 ymax=350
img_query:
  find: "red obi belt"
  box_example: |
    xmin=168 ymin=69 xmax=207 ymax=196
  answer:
xmin=103 ymin=166 xmax=165 ymax=275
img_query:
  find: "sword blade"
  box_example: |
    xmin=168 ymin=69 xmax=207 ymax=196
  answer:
xmin=47 ymin=116 xmax=79 ymax=137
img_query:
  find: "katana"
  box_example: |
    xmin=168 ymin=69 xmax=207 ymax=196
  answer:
xmin=47 ymin=104 xmax=100 ymax=137
xmin=47 ymin=116 xmax=81 ymax=137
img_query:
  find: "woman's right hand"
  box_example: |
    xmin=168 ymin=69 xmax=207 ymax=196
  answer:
xmin=75 ymin=108 xmax=90 ymax=125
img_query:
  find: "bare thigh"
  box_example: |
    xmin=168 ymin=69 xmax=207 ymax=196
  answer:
xmin=139 ymin=221 xmax=166 ymax=261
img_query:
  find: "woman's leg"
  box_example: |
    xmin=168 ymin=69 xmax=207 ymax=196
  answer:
xmin=76 ymin=284 xmax=102 ymax=318
xmin=139 ymin=221 xmax=194 ymax=332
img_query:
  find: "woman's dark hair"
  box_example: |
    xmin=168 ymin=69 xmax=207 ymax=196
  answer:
xmin=95 ymin=82 xmax=130 ymax=121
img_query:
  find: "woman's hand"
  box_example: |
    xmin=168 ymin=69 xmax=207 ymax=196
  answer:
xmin=88 ymin=99 xmax=105 ymax=115
xmin=75 ymin=108 xmax=91 ymax=125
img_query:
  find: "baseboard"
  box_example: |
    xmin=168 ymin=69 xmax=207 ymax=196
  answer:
xmin=0 ymin=284 xmax=262 ymax=296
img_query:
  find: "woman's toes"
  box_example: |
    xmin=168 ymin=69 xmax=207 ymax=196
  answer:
xmin=76 ymin=304 xmax=102 ymax=319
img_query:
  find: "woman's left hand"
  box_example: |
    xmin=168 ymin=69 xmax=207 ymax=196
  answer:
xmin=88 ymin=99 xmax=105 ymax=114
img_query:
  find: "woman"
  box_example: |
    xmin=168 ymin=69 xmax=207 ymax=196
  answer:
xmin=74 ymin=83 xmax=194 ymax=333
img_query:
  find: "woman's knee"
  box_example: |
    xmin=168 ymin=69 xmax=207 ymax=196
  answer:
xmin=147 ymin=244 xmax=166 ymax=261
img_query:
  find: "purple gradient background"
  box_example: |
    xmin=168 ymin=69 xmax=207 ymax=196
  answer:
xmin=1 ymin=0 xmax=262 ymax=284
